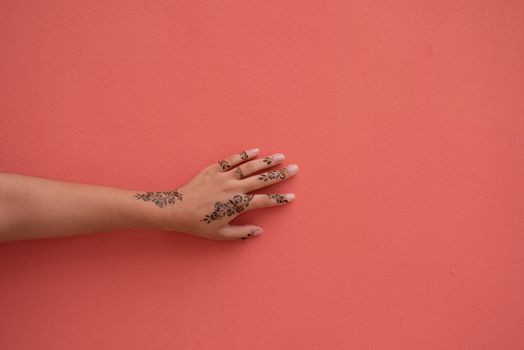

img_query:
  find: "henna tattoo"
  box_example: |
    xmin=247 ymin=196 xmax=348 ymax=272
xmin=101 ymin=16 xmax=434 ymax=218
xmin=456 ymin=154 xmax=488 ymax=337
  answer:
xmin=201 ymin=194 xmax=254 ymax=224
xmin=218 ymin=159 xmax=231 ymax=171
xmin=258 ymin=169 xmax=286 ymax=182
xmin=239 ymin=151 xmax=249 ymax=160
xmin=134 ymin=190 xmax=183 ymax=208
xmin=267 ymin=193 xmax=288 ymax=204
xmin=234 ymin=166 xmax=244 ymax=179
xmin=238 ymin=231 xmax=254 ymax=240
xmin=238 ymin=229 xmax=257 ymax=240
xmin=262 ymin=157 xmax=272 ymax=165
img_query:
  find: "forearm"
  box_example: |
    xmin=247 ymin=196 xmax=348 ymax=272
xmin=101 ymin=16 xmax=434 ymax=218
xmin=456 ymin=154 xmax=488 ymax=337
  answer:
xmin=0 ymin=173 xmax=165 ymax=242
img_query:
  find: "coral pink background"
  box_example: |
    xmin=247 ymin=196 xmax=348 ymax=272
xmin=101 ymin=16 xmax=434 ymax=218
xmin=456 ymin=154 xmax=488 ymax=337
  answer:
xmin=1 ymin=1 xmax=523 ymax=349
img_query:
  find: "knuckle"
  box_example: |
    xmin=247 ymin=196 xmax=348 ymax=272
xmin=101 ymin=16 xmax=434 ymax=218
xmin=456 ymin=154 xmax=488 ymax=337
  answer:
xmin=202 ymin=166 xmax=219 ymax=179
xmin=241 ymin=162 xmax=253 ymax=173
xmin=205 ymin=164 xmax=218 ymax=173
xmin=224 ymin=179 xmax=238 ymax=191
xmin=232 ymin=166 xmax=244 ymax=179
xmin=217 ymin=159 xmax=231 ymax=171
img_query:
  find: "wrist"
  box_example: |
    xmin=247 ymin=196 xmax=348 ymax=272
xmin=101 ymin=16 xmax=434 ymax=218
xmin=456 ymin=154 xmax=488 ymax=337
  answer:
xmin=126 ymin=189 xmax=184 ymax=232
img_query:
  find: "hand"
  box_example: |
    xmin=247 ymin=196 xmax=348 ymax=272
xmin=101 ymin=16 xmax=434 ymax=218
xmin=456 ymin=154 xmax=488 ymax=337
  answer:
xmin=135 ymin=148 xmax=298 ymax=240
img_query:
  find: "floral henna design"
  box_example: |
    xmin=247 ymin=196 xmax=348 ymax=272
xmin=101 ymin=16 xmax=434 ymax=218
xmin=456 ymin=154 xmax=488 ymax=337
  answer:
xmin=134 ymin=190 xmax=183 ymax=208
xmin=201 ymin=194 xmax=254 ymax=224
xmin=218 ymin=159 xmax=231 ymax=171
xmin=234 ymin=166 xmax=244 ymax=179
xmin=262 ymin=157 xmax=272 ymax=165
xmin=267 ymin=193 xmax=288 ymax=204
xmin=258 ymin=169 xmax=287 ymax=182
xmin=239 ymin=151 xmax=249 ymax=160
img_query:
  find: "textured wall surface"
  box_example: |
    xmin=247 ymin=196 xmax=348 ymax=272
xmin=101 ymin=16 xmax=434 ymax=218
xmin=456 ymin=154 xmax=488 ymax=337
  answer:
xmin=1 ymin=1 xmax=523 ymax=348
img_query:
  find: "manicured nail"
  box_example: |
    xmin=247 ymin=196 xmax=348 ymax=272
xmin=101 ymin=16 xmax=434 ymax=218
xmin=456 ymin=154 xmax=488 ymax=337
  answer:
xmin=272 ymin=153 xmax=285 ymax=162
xmin=284 ymin=193 xmax=296 ymax=201
xmin=247 ymin=148 xmax=260 ymax=156
xmin=287 ymin=164 xmax=299 ymax=175
xmin=252 ymin=228 xmax=264 ymax=236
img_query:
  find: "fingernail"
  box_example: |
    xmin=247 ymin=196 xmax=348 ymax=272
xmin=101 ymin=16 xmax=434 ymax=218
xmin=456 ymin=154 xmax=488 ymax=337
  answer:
xmin=284 ymin=193 xmax=296 ymax=201
xmin=252 ymin=228 xmax=264 ymax=236
xmin=247 ymin=148 xmax=260 ymax=156
xmin=287 ymin=164 xmax=299 ymax=175
xmin=272 ymin=153 xmax=285 ymax=162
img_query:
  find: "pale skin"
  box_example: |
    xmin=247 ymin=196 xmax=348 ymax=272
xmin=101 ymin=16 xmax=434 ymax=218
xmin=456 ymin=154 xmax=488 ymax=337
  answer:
xmin=0 ymin=148 xmax=298 ymax=242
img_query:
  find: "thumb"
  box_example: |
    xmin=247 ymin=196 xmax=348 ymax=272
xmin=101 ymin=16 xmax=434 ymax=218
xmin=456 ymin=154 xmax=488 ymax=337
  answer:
xmin=219 ymin=225 xmax=264 ymax=240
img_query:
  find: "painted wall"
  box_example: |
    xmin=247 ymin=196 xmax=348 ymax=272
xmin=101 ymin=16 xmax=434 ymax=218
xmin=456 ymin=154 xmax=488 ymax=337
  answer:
xmin=1 ymin=1 xmax=523 ymax=348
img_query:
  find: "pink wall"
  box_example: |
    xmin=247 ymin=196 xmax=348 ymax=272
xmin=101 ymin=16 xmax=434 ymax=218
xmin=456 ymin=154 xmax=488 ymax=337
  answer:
xmin=1 ymin=1 xmax=523 ymax=348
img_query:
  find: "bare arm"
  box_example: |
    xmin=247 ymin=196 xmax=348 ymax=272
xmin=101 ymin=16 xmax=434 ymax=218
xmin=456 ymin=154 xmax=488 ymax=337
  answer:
xmin=0 ymin=148 xmax=298 ymax=242
xmin=0 ymin=173 xmax=165 ymax=241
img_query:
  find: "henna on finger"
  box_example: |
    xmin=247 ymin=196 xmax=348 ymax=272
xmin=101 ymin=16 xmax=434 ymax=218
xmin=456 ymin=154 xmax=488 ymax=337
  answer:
xmin=238 ymin=228 xmax=259 ymax=240
xmin=218 ymin=160 xmax=231 ymax=171
xmin=201 ymin=194 xmax=254 ymax=224
xmin=239 ymin=151 xmax=249 ymax=160
xmin=238 ymin=231 xmax=254 ymax=240
xmin=262 ymin=157 xmax=272 ymax=165
xmin=234 ymin=166 xmax=244 ymax=179
xmin=267 ymin=193 xmax=288 ymax=204
xmin=258 ymin=169 xmax=287 ymax=182
xmin=134 ymin=190 xmax=183 ymax=208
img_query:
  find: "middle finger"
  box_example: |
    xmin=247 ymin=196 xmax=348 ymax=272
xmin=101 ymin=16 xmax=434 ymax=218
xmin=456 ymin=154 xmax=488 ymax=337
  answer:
xmin=239 ymin=164 xmax=299 ymax=192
